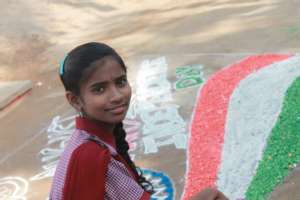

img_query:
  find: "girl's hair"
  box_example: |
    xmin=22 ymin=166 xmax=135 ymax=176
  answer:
xmin=114 ymin=123 xmax=154 ymax=194
xmin=59 ymin=42 xmax=154 ymax=193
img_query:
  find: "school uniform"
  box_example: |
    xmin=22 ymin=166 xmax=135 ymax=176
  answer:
xmin=50 ymin=117 xmax=151 ymax=200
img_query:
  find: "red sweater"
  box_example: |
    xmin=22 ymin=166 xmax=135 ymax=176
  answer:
xmin=50 ymin=117 xmax=151 ymax=200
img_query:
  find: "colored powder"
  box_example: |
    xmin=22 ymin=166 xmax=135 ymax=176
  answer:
xmin=246 ymin=76 xmax=300 ymax=199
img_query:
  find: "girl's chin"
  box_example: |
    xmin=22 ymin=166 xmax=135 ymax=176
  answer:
xmin=112 ymin=116 xmax=127 ymax=123
xmin=85 ymin=115 xmax=125 ymax=125
xmin=102 ymin=115 xmax=127 ymax=124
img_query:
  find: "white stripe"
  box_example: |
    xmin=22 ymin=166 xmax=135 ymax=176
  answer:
xmin=216 ymin=56 xmax=300 ymax=199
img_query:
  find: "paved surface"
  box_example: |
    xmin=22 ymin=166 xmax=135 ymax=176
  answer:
xmin=0 ymin=1 xmax=300 ymax=200
xmin=0 ymin=81 xmax=32 ymax=110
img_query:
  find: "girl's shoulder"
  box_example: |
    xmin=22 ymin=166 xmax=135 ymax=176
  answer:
xmin=68 ymin=129 xmax=113 ymax=161
xmin=72 ymin=140 xmax=111 ymax=163
xmin=64 ymin=129 xmax=112 ymax=169
xmin=65 ymin=141 xmax=111 ymax=181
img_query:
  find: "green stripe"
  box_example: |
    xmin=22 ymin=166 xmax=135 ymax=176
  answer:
xmin=246 ymin=76 xmax=300 ymax=200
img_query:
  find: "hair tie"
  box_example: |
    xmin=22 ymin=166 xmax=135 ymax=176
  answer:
xmin=59 ymin=54 xmax=68 ymax=75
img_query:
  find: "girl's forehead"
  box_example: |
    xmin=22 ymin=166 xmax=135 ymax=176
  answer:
xmin=85 ymin=58 xmax=126 ymax=83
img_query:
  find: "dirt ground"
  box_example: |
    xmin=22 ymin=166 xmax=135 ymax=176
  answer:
xmin=0 ymin=0 xmax=300 ymax=199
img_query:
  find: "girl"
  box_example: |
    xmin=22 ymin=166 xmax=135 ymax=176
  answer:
xmin=50 ymin=42 xmax=227 ymax=200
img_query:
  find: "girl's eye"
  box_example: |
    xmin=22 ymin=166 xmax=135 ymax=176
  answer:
xmin=116 ymin=77 xmax=128 ymax=87
xmin=92 ymin=86 xmax=105 ymax=93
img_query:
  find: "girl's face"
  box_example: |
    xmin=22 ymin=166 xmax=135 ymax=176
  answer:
xmin=72 ymin=57 xmax=131 ymax=127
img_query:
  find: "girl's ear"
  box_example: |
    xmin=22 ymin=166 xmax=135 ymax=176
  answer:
xmin=65 ymin=91 xmax=82 ymax=112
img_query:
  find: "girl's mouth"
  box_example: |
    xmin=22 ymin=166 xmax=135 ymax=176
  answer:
xmin=106 ymin=104 xmax=127 ymax=114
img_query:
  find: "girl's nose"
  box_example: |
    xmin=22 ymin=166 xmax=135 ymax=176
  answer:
xmin=110 ymin=87 xmax=123 ymax=103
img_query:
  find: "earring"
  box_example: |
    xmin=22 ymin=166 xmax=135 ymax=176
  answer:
xmin=79 ymin=108 xmax=85 ymax=118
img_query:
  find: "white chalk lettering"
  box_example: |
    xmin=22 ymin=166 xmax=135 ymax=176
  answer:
xmin=0 ymin=177 xmax=28 ymax=200
xmin=30 ymin=115 xmax=76 ymax=181
xmin=136 ymin=57 xmax=187 ymax=154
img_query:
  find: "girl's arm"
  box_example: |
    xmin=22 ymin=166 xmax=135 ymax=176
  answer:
xmin=63 ymin=142 xmax=111 ymax=200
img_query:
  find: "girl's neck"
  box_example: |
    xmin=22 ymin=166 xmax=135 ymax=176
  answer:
xmin=83 ymin=115 xmax=116 ymax=133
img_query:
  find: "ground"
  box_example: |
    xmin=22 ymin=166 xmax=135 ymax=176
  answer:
xmin=0 ymin=0 xmax=300 ymax=199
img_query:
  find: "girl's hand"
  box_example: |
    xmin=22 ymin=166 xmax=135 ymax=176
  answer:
xmin=189 ymin=187 xmax=229 ymax=200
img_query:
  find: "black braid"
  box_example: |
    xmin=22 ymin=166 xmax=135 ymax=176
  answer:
xmin=113 ymin=123 xmax=154 ymax=194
